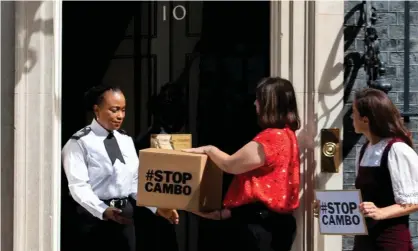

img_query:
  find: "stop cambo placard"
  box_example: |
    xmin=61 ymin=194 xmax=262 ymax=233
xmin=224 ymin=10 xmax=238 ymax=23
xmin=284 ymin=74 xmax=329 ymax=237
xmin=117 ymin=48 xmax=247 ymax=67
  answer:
xmin=315 ymin=190 xmax=368 ymax=235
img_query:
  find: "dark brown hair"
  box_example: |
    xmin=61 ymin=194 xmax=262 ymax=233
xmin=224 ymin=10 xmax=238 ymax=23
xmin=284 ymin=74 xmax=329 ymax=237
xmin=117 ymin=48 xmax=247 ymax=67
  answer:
xmin=255 ymin=77 xmax=300 ymax=131
xmin=355 ymin=88 xmax=413 ymax=147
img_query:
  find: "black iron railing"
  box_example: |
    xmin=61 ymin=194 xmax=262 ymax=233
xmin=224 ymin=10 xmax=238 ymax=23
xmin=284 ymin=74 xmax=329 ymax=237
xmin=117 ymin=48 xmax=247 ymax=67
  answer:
xmin=363 ymin=1 xmax=392 ymax=93
xmin=401 ymin=1 xmax=417 ymax=122
xmin=363 ymin=1 xmax=416 ymax=122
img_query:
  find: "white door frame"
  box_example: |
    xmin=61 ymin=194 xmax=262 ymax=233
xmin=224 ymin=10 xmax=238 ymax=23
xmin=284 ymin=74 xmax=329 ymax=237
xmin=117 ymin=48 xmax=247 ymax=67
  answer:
xmin=270 ymin=2 xmax=315 ymax=251
xmin=270 ymin=2 xmax=345 ymax=251
xmin=13 ymin=1 xmax=62 ymax=251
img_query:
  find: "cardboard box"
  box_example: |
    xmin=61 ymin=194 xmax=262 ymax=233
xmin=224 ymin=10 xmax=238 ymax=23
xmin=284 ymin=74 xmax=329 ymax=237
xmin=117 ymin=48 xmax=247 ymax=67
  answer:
xmin=150 ymin=134 xmax=192 ymax=150
xmin=137 ymin=148 xmax=223 ymax=212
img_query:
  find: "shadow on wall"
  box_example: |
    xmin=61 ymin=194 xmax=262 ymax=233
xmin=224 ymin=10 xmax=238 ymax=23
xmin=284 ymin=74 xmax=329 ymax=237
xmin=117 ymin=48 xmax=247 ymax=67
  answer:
xmin=15 ymin=1 xmax=57 ymax=125
xmin=289 ymin=3 xmax=346 ymax=251
xmin=15 ymin=1 xmax=54 ymax=86
xmin=300 ymin=1 xmax=366 ymax=173
xmin=9 ymin=1 xmax=56 ymax=251
xmin=342 ymin=2 xmax=365 ymax=159
xmin=297 ymin=2 xmax=365 ymax=172
xmin=293 ymin=3 xmax=366 ymax=251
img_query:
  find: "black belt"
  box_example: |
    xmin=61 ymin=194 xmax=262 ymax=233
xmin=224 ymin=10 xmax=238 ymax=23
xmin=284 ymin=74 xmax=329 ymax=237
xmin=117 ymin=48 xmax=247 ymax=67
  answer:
xmin=230 ymin=202 xmax=293 ymax=222
xmin=103 ymin=197 xmax=129 ymax=209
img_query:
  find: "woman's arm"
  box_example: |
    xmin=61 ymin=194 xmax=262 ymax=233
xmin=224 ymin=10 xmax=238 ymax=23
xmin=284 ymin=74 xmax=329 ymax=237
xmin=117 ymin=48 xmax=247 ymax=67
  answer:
xmin=184 ymin=129 xmax=293 ymax=174
xmin=379 ymin=204 xmax=418 ymax=219
xmin=187 ymin=141 xmax=265 ymax=174
xmin=361 ymin=202 xmax=418 ymax=220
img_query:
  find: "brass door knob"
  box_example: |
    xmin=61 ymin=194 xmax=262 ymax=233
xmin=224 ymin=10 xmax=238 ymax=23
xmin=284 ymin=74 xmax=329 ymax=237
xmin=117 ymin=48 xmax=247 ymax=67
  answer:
xmin=322 ymin=142 xmax=337 ymax=157
xmin=320 ymin=128 xmax=340 ymax=173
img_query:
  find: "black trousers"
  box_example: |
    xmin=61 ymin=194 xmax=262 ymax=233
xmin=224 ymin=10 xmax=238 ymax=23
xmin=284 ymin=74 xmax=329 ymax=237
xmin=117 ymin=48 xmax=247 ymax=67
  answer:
xmin=73 ymin=198 xmax=136 ymax=251
xmin=199 ymin=203 xmax=297 ymax=251
xmin=134 ymin=206 xmax=179 ymax=251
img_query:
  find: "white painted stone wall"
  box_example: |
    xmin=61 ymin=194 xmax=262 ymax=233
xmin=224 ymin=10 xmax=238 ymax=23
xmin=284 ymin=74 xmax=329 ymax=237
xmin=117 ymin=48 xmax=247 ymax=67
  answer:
xmin=13 ymin=1 xmax=62 ymax=251
xmin=313 ymin=2 xmax=345 ymax=251
xmin=271 ymin=1 xmax=344 ymax=251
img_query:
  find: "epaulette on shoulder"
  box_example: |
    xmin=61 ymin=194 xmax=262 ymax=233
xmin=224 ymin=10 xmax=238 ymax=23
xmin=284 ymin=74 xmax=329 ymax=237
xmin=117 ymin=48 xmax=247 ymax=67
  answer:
xmin=118 ymin=129 xmax=127 ymax=135
xmin=71 ymin=126 xmax=92 ymax=140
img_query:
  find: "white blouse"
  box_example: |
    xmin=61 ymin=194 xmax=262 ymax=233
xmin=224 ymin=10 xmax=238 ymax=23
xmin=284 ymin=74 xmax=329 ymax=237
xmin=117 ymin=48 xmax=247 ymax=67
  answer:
xmin=355 ymin=138 xmax=418 ymax=205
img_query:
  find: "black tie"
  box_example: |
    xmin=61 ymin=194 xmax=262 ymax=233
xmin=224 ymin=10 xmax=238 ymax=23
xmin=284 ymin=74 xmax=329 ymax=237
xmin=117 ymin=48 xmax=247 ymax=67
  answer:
xmin=104 ymin=132 xmax=125 ymax=165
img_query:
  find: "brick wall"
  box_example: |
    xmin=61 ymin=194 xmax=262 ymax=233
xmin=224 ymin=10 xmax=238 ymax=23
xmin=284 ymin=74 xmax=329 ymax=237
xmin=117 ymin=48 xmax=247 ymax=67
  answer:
xmin=344 ymin=1 xmax=418 ymax=250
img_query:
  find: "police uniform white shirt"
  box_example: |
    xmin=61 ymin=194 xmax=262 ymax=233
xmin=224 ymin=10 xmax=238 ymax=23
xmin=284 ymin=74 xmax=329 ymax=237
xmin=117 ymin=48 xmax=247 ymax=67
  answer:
xmin=62 ymin=119 xmax=156 ymax=220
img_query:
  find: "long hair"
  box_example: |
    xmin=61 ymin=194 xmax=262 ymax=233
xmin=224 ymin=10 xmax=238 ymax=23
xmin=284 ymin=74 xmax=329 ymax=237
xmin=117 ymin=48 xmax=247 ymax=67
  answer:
xmin=355 ymin=88 xmax=413 ymax=147
xmin=255 ymin=77 xmax=300 ymax=131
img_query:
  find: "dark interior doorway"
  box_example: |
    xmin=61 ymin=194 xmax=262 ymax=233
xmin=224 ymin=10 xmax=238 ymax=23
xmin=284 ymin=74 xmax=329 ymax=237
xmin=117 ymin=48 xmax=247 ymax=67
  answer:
xmin=61 ymin=1 xmax=270 ymax=251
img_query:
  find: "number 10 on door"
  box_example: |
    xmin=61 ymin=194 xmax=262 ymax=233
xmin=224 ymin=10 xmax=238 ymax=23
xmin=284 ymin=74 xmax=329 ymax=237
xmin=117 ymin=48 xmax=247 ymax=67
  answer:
xmin=162 ymin=5 xmax=187 ymax=21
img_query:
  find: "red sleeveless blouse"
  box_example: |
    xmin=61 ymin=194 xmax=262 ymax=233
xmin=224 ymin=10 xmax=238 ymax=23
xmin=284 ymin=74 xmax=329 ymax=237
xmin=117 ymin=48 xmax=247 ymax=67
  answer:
xmin=223 ymin=128 xmax=300 ymax=213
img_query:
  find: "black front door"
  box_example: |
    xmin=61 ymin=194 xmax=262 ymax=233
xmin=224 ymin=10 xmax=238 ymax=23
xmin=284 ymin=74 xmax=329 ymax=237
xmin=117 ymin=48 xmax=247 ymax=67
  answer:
xmin=61 ymin=2 xmax=270 ymax=251
xmin=137 ymin=2 xmax=270 ymax=250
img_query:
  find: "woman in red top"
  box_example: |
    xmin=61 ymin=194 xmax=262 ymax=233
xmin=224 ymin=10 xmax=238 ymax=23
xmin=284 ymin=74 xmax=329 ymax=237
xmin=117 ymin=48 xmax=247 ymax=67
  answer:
xmin=184 ymin=77 xmax=301 ymax=251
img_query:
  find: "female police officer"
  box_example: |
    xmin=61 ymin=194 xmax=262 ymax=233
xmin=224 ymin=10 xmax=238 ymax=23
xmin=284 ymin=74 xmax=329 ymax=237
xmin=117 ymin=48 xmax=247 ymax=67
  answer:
xmin=62 ymin=85 xmax=160 ymax=251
